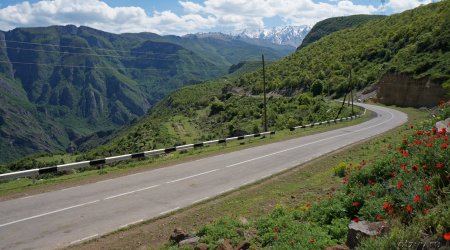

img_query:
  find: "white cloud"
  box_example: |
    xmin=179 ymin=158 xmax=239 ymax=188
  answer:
xmin=0 ymin=0 xmax=215 ymax=34
xmin=0 ymin=0 xmax=440 ymax=35
xmin=386 ymin=0 xmax=432 ymax=12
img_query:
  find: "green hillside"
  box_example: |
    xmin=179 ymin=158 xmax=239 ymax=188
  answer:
xmin=237 ymin=1 xmax=449 ymax=96
xmin=298 ymin=14 xmax=385 ymax=50
xmin=0 ymin=25 xmax=292 ymax=163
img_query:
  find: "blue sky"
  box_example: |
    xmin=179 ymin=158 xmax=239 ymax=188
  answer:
xmin=0 ymin=0 xmax=437 ymax=35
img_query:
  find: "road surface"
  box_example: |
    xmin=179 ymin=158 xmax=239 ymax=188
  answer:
xmin=0 ymin=103 xmax=407 ymax=249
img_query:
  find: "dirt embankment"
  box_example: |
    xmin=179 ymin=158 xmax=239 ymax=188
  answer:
xmin=377 ymin=73 xmax=447 ymax=107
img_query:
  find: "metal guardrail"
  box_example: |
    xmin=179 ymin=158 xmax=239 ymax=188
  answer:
xmin=0 ymin=110 xmax=366 ymax=181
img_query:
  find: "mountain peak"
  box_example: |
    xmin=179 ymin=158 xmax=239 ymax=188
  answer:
xmin=235 ymin=25 xmax=311 ymax=47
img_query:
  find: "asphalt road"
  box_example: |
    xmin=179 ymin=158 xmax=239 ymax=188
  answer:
xmin=0 ymin=103 xmax=407 ymax=250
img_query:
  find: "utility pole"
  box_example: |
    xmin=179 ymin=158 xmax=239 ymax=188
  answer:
xmin=262 ymin=54 xmax=268 ymax=132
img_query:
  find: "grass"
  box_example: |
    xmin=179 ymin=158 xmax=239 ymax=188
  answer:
xmin=0 ymin=109 xmax=371 ymax=199
xmin=66 ymin=105 xmax=429 ymax=250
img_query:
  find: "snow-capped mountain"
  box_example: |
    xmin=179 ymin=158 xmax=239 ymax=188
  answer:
xmin=236 ymin=26 xmax=311 ymax=47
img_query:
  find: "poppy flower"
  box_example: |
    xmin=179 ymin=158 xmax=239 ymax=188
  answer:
xmin=437 ymin=164 xmax=443 ymax=169
xmin=425 ymin=186 xmax=431 ymax=191
xmin=406 ymin=206 xmax=413 ymax=212
xmin=402 ymin=139 xmax=407 ymax=143
xmin=422 ymin=209 xmax=429 ymax=214
xmin=426 ymin=143 xmax=432 ymax=147
xmin=444 ymin=232 xmax=450 ymax=241
xmin=377 ymin=215 xmax=383 ymax=221
xmin=412 ymin=165 xmax=419 ymax=171
xmin=442 ymin=143 xmax=448 ymax=149
xmin=397 ymin=181 xmax=404 ymax=189
xmin=353 ymin=218 xmax=360 ymax=223
xmin=444 ymin=136 xmax=448 ymax=141
xmin=413 ymin=196 xmax=421 ymax=202
xmin=383 ymin=202 xmax=391 ymax=209
xmin=390 ymin=172 xmax=395 ymax=177
xmin=309 ymin=239 xmax=315 ymax=243
xmin=353 ymin=201 xmax=359 ymax=207
xmin=273 ymin=228 xmax=278 ymax=233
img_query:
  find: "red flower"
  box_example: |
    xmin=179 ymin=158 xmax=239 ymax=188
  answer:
xmin=368 ymin=179 xmax=376 ymax=185
xmin=273 ymin=235 xmax=278 ymax=239
xmin=273 ymin=228 xmax=278 ymax=233
xmin=390 ymin=172 xmax=395 ymax=177
xmin=444 ymin=136 xmax=448 ymax=141
xmin=377 ymin=215 xmax=383 ymax=221
xmin=397 ymin=181 xmax=404 ymax=189
xmin=290 ymin=240 xmax=295 ymax=245
xmin=388 ymin=209 xmax=395 ymax=214
xmin=413 ymin=196 xmax=421 ymax=202
xmin=401 ymin=164 xmax=406 ymax=170
xmin=442 ymin=143 xmax=448 ymax=149
xmin=402 ymin=139 xmax=407 ymax=143
xmin=415 ymin=140 xmax=422 ymax=145
xmin=444 ymin=232 xmax=450 ymax=241
xmin=426 ymin=143 xmax=432 ymax=147
xmin=383 ymin=202 xmax=391 ymax=210
xmin=432 ymin=127 xmax=437 ymax=133
xmin=370 ymin=191 xmax=375 ymax=196
xmin=417 ymin=131 xmax=424 ymax=136
xmin=353 ymin=201 xmax=359 ymax=207
xmin=353 ymin=218 xmax=360 ymax=223
xmin=406 ymin=206 xmax=413 ymax=212
xmin=437 ymin=164 xmax=443 ymax=169
xmin=412 ymin=165 xmax=419 ymax=171
xmin=422 ymin=209 xmax=429 ymax=214
xmin=425 ymin=186 xmax=431 ymax=191
xmin=309 ymin=239 xmax=315 ymax=243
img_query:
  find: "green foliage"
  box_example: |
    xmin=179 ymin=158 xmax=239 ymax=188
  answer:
xmin=299 ymin=14 xmax=385 ymax=49
xmin=238 ymin=1 xmax=449 ymax=96
xmin=333 ymin=162 xmax=347 ymax=178
xmin=196 ymin=217 xmax=248 ymax=249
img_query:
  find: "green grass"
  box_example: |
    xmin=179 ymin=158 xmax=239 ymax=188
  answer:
xmin=0 ymin=110 xmax=372 ymax=198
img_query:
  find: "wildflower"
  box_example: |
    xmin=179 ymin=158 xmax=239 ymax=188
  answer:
xmin=417 ymin=131 xmax=424 ymax=136
xmin=437 ymin=164 xmax=443 ymax=169
xmin=397 ymin=181 xmax=404 ymax=189
xmin=415 ymin=140 xmax=422 ymax=145
xmin=444 ymin=232 xmax=450 ymax=241
xmin=390 ymin=172 xmax=395 ymax=177
xmin=353 ymin=201 xmax=359 ymax=207
xmin=273 ymin=228 xmax=278 ymax=233
xmin=377 ymin=215 xmax=383 ymax=221
xmin=401 ymin=164 xmax=406 ymax=170
xmin=353 ymin=218 xmax=360 ymax=223
xmin=422 ymin=209 xmax=429 ymax=214
xmin=412 ymin=165 xmax=419 ymax=171
xmin=402 ymin=139 xmax=407 ymax=143
xmin=432 ymin=127 xmax=437 ymax=133
xmin=442 ymin=143 xmax=448 ymax=149
xmin=426 ymin=143 xmax=432 ymax=147
xmin=444 ymin=136 xmax=448 ymax=141
xmin=413 ymin=196 xmax=421 ymax=202
xmin=370 ymin=191 xmax=375 ymax=196
xmin=388 ymin=209 xmax=395 ymax=214
xmin=290 ymin=240 xmax=295 ymax=245
xmin=309 ymin=239 xmax=315 ymax=243
xmin=383 ymin=202 xmax=391 ymax=209
xmin=406 ymin=206 xmax=413 ymax=212
xmin=425 ymin=186 xmax=431 ymax=191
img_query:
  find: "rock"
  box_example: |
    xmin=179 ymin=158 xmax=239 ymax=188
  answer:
xmin=346 ymin=221 xmax=389 ymax=249
xmin=179 ymin=236 xmax=200 ymax=247
xmin=325 ymin=245 xmax=350 ymax=250
xmin=217 ymin=239 xmax=234 ymax=250
xmin=234 ymin=241 xmax=250 ymax=250
xmin=436 ymin=120 xmax=449 ymax=134
xmin=169 ymin=228 xmax=189 ymax=244
xmin=195 ymin=243 xmax=209 ymax=250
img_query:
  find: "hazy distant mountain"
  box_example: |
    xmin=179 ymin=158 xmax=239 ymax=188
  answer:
xmin=236 ymin=26 xmax=311 ymax=47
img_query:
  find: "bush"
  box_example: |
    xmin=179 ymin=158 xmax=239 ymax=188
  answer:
xmin=333 ymin=162 xmax=347 ymax=177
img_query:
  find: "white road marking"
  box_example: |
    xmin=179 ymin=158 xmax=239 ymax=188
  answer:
xmin=219 ymin=188 xmax=234 ymax=194
xmin=166 ymin=169 xmax=219 ymax=184
xmin=0 ymin=200 xmax=100 ymax=228
xmin=119 ymin=219 xmax=143 ymax=229
xmin=193 ymin=197 xmax=209 ymax=204
xmin=69 ymin=234 xmax=98 ymax=245
xmin=159 ymin=207 xmax=180 ymax=215
xmin=104 ymin=185 xmax=160 ymax=200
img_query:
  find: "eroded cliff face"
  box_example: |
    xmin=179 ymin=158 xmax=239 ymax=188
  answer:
xmin=377 ymin=73 xmax=447 ymax=108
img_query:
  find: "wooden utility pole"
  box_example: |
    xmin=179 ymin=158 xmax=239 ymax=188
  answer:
xmin=262 ymin=54 xmax=268 ymax=132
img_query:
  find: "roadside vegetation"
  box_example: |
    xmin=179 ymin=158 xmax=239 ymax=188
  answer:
xmin=158 ymin=103 xmax=449 ymax=250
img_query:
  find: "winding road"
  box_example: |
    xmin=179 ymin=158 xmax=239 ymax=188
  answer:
xmin=0 ymin=103 xmax=407 ymax=250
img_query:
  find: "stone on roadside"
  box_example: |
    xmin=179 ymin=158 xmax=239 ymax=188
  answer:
xmin=217 ymin=239 xmax=234 ymax=250
xmin=195 ymin=243 xmax=209 ymax=250
xmin=346 ymin=220 xmax=389 ymax=249
xmin=169 ymin=228 xmax=189 ymax=244
xmin=234 ymin=241 xmax=250 ymax=250
xmin=179 ymin=236 xmax=200 ymax=247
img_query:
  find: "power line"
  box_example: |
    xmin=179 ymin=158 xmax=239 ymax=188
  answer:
xmin=0 ymin=45 xmax=194 ymax=61
xmin=0 ymin=59 xmax=228 ymax=73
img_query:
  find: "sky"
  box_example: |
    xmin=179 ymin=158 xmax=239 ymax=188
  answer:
xmin=0 ymin=0 xmax=439 ymax=35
